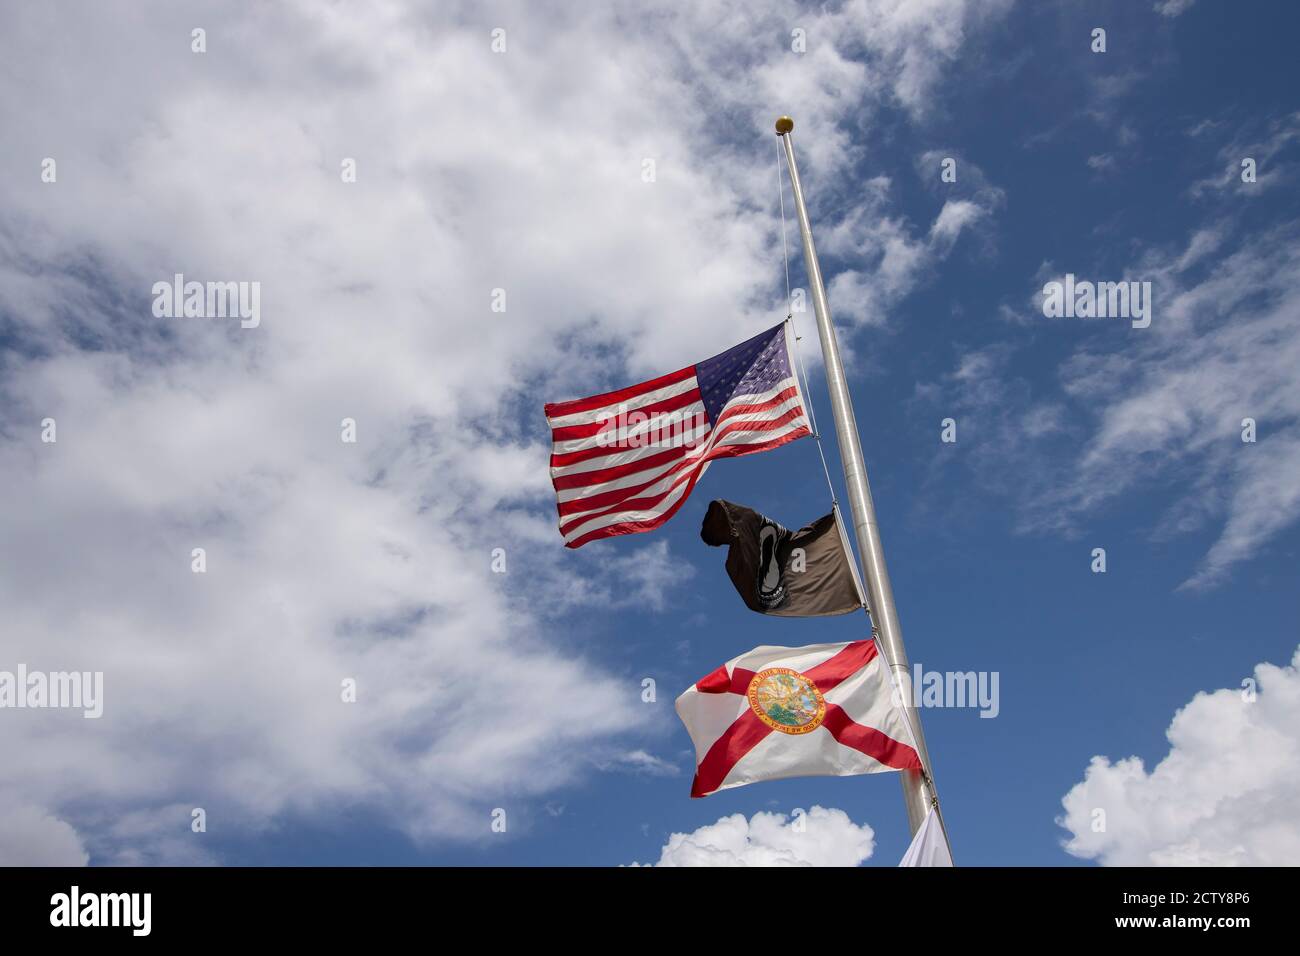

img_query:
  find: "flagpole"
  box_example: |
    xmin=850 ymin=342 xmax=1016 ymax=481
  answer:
xmin=775 ymin=116 xmax=949 ymax=849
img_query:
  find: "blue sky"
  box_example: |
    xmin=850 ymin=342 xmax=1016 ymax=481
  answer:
xmin=1 ymin=0 xmax=1298 ymax=867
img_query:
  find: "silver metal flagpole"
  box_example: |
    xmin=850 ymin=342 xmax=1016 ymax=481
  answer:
xmin=775 ymin=115 xmax=950 ymax=850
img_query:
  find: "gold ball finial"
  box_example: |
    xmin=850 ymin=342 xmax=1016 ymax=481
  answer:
xmin=775 ymin=116 xmax=794 ymax=135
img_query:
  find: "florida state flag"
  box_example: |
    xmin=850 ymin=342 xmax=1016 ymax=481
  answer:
xmin=676 ymin=639 xmax=921 ymax=797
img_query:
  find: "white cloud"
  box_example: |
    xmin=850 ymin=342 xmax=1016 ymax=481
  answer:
xmin=634 ymin=805 xmax=875 ymax=866
xmin=929 ymin=199 xmax=986 ymax=247
xmin=0 ymin=799 xmax=89 ymax=866
xmin=933 ymin=221 xmax=1300 ymax=588
xmin=1087 ymin=153 xmax=1117 ymax=173
xmin=1048 ymin=225 xmax=1300 ymax=588
xmin=839 ymin=0 xmax=1015 ymax=118
xmin=825 ymin=151 xmax=1003 ymax=329
xmin=595 ymin=749 xmax=682 ymax=777
xmin=910 ymin=341 xmax=1068 ymax=510
xmin=538 ymin=540 xmax=696 ymax=614
xmin=1059 ymin=645 xmax=1300 ymax=866
xmin=1155 ymin=0 xmax=1196 ymax=18
xmin=0 ymin=0 xmax=1008 ymax=862
xmin=1189 ymin=112 xmax=1300 ymax=197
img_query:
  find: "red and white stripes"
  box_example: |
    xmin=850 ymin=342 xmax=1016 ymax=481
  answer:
xmin=676 ymin=639 xmax=922 ymax=798
xmin=545 ymin=354 xmax=810 ymax=549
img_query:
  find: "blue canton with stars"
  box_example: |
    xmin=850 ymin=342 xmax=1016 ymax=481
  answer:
xmin=694 ymin=324 xmax=795 ymax=425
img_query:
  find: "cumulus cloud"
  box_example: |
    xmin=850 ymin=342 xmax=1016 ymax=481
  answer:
xmin=634 ymin=805 xmax=875 ymax=866
xmin=1059 ymin=646 xmax=1300 ymax=866
xmin=0 ymin=0 xmax=1008 ymax=862
xmin=0 ymin=799 xmax=89 ymax=866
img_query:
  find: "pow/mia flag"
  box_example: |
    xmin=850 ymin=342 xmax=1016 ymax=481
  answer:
xmin=699 ymin=500 xmax=866 ymax=617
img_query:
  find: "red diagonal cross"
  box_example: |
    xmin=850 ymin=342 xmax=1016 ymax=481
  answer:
xmin=690 ymin=640 xmax=921 ymax=798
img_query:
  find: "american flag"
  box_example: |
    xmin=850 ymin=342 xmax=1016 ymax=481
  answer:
xmin=544 ymin=322 xmax=812 ymax=548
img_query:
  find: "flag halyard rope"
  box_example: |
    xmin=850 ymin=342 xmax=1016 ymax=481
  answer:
xmin=776 ymin=135 xmax=953 ymax=860
xmin=776 ymin=135 xmax=838 ymax=509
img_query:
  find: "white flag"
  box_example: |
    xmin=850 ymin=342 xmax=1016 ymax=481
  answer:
xmin=899 ymin=807 xmax=953 ymax=867
xmin=675 ymin=639 xmax=922 ymax=797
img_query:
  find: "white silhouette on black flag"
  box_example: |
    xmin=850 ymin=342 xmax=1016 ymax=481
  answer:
xmin=700 ymin=499 xmax=866 ymax=617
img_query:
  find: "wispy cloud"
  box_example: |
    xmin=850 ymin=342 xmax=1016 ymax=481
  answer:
xmin=824 ymin=153 xmax=1004 ymax=329
xmin=921 ymin=216 xmax=1300 ymax=589
xmin=595 ymin=749 xmax=681 ymax=777
xmin=1189 ymin=111 xmax=1300 ymax=197
xmin=0 ymin=0 xmax=1013 ymax=862
xmin=1154 ymin=0 xmax=1196 ymax=19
